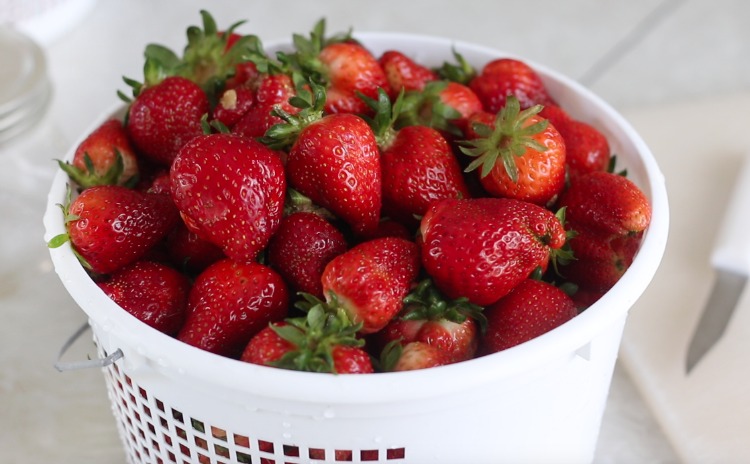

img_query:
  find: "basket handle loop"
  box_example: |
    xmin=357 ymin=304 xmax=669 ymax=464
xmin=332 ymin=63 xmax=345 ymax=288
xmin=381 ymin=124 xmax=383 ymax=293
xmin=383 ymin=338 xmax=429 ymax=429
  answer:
xmin=54 ymin=322 xmax=123 ymax=372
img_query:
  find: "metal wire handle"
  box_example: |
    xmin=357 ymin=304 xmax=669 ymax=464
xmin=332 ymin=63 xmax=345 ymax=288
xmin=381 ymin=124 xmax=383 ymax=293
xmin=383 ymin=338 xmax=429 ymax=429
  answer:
xmin=54 ymin=322 xmax=123 ymax=372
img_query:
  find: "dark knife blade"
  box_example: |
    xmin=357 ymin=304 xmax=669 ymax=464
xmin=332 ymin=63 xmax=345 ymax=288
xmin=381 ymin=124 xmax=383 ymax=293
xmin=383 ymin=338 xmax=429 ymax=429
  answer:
xmin=686 ymin=269 xmax=745 ymax=373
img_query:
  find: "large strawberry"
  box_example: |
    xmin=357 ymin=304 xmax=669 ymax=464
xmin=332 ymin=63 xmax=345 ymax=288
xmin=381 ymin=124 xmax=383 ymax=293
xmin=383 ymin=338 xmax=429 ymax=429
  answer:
xmin=241 ymin=305 xmax=373 ymax=374
xmin=49 ymin=185 xmax=179 ymax=275
xmin=480 ymin=278 xmax=578 ymax=354
xmin=557 ymin=170 xmax=651 ymax=238
xmin=262 ymin=82 xmax=382 ymax=236
xmin=362 ymin=89 xmax=469 ymax=226
xmin=419 ymin=197 xmax=567 ymax=306
xmin=126 ymin=76 xmax=209 ymax=166
xmin=178 ymin=259 xmax=289 ymax=358
xmin=290 ymin=19 xmax=390 ymax=115
xmin=318 ymin=237 xmax=421 ymax=334
xmin=267 ymin=211 xmax=348 ymax=299
xmin=460 ymin=96 xmax=566 ymax=206
xmin=98 ymin=260 xmax=191 ymax=336
xmin=57 ymin=119 xmax=139 ymax=188
xmin=170 ymin=133 xmax=286 ymax=264
xmin=469 ymin=57 xmax=554 ymax=112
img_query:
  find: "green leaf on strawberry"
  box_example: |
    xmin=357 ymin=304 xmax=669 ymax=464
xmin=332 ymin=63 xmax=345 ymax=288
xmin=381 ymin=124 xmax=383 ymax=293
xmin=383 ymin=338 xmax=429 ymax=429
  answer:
xmin=461 ymin=95 xmax=549 ymax=182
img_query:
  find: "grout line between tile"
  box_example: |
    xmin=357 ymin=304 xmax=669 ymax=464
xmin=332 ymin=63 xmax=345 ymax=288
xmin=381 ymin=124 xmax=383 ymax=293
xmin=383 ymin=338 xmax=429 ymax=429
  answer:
xmin=578 ymin=0 xmax=687 ymax=87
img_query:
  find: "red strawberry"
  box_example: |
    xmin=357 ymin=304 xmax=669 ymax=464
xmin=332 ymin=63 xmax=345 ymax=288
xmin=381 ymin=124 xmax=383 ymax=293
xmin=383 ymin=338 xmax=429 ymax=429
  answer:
xmin=481 ymin=279 xmax=578 ymax=354
xmin=58 ymin=119 xmax=139 ymax=188
xmin=379 ymin=49 xmax=438 ymax=98
xmin=232 ymin=73 xmax=300 ymax=139
xmin=540 ymin=104 xmax=611 ymax=178
xmin=469 ymin=58 xmax=554 ymax=112
xmin=562 ymin=229 xmax=643 ymax=295
xmin=320 ymin=237 xmax=420 ymax=334
xmin=165 ymin=221 xmax=226 ymax=274
xmin=263 ymin=83 xmax=382 ymax=236
xmin=267 ymin=212 xmax=348 ymax=299
xmin=178 ymin=259 xmax=289 ymax=358
xmin=399 ymin=81 xmax=483 ymax=138
xmin=170 ymin=133 xmax=286 ymax=263
xmin=372 ymin=279 xmax=484 ymax=363
xmin=383 ymin=341 xmax=448 ymax=371
xmin=557 ymin=171 xmax=651 ymax=237
xmin=560 ymin=119 xmax=611 ymax=178
xmin=383 ymin=124 xmax=470 ymax=221
xmin=461 ymin=96 xmax=566 ymax=206
xmin=537 ymin=103 xmax=571 ymax=131
xmin=50 ymin=185 xmax=179 ymax=275
xmin=419 ymin=197 xmax=567 ymax=306
xmin=211 ymin=86 xmax=256 ymax=128
xmin=241 ymin=306 xmax=373 ymax=374
xmin=363 ymin=89 xmax=470 ymax=226
xmin=292 ymin=19 xmax=390 ymax=115
xmin=126 ymin=76 xmax=209 ymax=166
xmin=98 ymin=260 xmax=190 ymax=335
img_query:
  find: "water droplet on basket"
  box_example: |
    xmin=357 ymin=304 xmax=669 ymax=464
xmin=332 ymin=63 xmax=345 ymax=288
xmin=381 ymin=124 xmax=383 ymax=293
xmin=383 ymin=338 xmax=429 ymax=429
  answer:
xmin=373 ymin=436 xmax=382 ymax=444
xmin=322 ymin=407 xmax=335 ymax=419
xmin=282 ymin=432 xmax=291 ymax=440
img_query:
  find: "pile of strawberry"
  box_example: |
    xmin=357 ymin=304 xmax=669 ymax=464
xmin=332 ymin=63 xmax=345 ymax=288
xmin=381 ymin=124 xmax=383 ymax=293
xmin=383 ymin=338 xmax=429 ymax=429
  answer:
xmin=49 ymin=12 xmax=652 ymax=374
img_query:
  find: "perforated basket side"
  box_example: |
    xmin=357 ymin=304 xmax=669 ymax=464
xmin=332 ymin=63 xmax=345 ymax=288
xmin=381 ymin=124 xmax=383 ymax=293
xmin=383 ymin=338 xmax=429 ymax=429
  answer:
xmin=97 ymin=337 xmax=409 ymax=464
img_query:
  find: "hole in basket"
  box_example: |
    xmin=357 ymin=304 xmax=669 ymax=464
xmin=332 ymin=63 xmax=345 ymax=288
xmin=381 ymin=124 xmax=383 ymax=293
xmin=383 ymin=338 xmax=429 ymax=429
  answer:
xmin=176 ymin=426 xmax=187 ymax=440
xmin=236 ymin=451 xmax=252 ymax=463
xmin=144 ymin=405 xmax=152 ymax=418
xmin=168 ymin=451 xmax=175 ymax=462
xmin=195 ymin=436 xmax=208 ymax=450
xmin=387 ymin=448 xmax=406 ymax=460
xmin=258 ymin=440 xmax=274 ymax=453
xmin=361 ymin=450 xmax=379 ymax=461
xmin=234 ymin=434 xmax=250 ymax=448
xmin=215 ymin=444 xmax=230 ymax=459
xmin=212 ymin=426 xmax=228 ymax=442
xmin=197 ymin=453 xmax=210 ymax=464
xmin=192 ymin=418 xmax=206 ymax=434
xmin=172 ymin=409 xmax=184 ymax=424
xmin=179 ymin=443 xmax=190 ymax=458
xmin=309 ymin=448 xmax=325 ymax=459
xmin=283 ymin=445 xmax=299 ymax=457
xmin=334 ymin=450 xmax=353 ymax=461
xmin=156 ymin=399 xmax=165 ymax=412
xmin=139 ymin=386 xmax=148 ymax=399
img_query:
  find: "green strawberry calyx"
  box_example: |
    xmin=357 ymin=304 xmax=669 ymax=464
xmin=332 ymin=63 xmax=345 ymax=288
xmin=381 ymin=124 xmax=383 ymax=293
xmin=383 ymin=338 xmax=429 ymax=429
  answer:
xmin=401 ymin=278 xmax=487 ymax=334
xmin=259 ymin=75 xmax=327 ymax=151
xmin=434 ymin=47 xmax=477 ymax=85
xmin=270 ymin=292 xmax=363 ymax=374
xmin=397 ymin=81 xmax=463 ymax=136
xmin=460 ymin=95 xmax=549 ymax=183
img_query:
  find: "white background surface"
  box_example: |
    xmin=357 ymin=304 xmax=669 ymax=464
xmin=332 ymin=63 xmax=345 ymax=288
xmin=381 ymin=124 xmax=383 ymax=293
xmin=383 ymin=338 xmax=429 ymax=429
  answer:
xmin=3 ymin=0 xmax=749 ymax=462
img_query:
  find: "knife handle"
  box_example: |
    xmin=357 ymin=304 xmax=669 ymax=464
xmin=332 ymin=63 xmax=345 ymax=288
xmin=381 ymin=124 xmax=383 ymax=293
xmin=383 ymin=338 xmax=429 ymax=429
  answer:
xmin=711 ymin=154 xmax=750 ymax=275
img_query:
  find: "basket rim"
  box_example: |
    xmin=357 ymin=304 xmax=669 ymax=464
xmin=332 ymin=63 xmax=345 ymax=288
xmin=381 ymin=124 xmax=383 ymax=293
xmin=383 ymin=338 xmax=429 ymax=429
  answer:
xmin=43 ymin=31 xmax=669 ymax=404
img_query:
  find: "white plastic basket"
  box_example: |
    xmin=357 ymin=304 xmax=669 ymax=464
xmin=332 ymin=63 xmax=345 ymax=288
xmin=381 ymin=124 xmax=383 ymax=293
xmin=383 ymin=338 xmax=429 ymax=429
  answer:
xmin=44 ymin=32 xmax=669 ymax=464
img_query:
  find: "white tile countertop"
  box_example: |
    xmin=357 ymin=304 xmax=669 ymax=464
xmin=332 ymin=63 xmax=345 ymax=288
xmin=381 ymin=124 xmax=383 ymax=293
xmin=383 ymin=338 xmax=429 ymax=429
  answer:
xmin=3 ymin=0 xmax=750 ymax=462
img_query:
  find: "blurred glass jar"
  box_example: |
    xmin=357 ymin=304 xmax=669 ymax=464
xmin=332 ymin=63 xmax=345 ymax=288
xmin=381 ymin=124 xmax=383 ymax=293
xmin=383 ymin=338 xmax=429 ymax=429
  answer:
xmin=0 ymin=26 xmax=51 ymax=146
